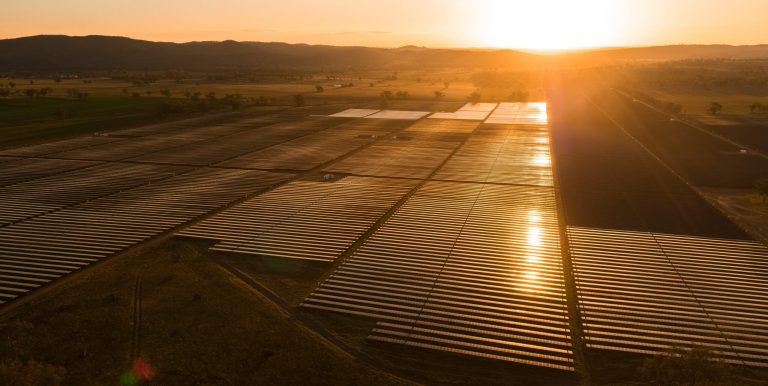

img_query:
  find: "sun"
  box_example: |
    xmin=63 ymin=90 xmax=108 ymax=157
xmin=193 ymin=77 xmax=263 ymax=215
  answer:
xmin=468 ymin=0 xmax=626 ymax=51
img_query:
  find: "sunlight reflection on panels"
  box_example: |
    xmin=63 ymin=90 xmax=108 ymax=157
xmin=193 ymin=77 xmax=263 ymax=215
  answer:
xmin=329 ymin=109 xmax=380 ymax=118
xmin=429 ymin=103 xmax=498 ymax=120
xmin=302 ymin=182 xmax=574 ymax=371
xmin=569 ymin=226 xmax=768 ymax=368
xmin=365 ymin=110 xmax=431 ymax=120
xmin=433 ymin=125 xmax=554 ymax=186
xmin=485 ymin=102 xmax=548 ymax=125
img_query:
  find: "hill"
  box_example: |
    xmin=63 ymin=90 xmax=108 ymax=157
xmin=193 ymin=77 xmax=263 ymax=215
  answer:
xmin=0 ymin=35 xmax=535 ymax=72
xmin=1 ymin=35 xmax=768 ymax=72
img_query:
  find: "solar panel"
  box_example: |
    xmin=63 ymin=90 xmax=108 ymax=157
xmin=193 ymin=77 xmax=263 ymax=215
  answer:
xmin=178 ymin=177 xmax=419 ymax=261
xmin=485 ymin=102 xmax=548 ymax=125
xmin=365 ymin=110 xmax=431 ymax=120
xmin=329 ymin=109 xmax=380 ymax=118
xmin=569 ymin=226 xmax=768 ymax=367
xmin=0 ymin=169 xmax=290 ymax=302
xmin=429 ymin=103 xmax=498 ymax=121
xmin=302 ymin=181 xmax=574 ymax=371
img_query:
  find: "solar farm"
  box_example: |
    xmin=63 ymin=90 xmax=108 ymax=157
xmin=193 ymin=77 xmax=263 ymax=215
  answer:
xmin=2 ymin=97 xmax=768 ymax=380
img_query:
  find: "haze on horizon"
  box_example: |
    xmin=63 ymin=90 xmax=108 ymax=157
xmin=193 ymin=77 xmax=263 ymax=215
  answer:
xmin=2 ymin=0 xmax=768 ymax=50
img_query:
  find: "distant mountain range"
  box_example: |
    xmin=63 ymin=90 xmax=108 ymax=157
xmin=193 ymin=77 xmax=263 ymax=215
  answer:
xmin=1 ymin=35 xmax=767 ymax=72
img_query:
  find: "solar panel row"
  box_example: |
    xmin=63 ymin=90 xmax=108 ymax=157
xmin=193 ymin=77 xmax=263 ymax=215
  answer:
xmin=485 ymin=103 xmax=548 ymax=125
xmin=325 ymin=120 xmax=478 ymax=179
xmin=302 ymin=182 xmax=574 ymax=370
xmin=0 ymin=158 xmax=99 ymax=187
xmin=434 ymin=124 xmax=553 ymax=186
xmin=0 ymin=169 xmax=289 ymax=304
xmin=178 ymin=177 xmax=418 ymax=261
xmin=364 ymin=110 xmax=431 ymax=120
xmin=0 ymin=163 xmax=189 ymax=225
xmin=129 ymin=117 xmax=343 ymax=166
xmin=329 ymin=109 xmax=380 ymax=118
xmin=429 ymin=103 xmax=498 ymax=121
xmin=220 ymin=119 xmax=408 ymax=170
xmin=568 ymin=226 xmax=768 ymax=367
xmin=0 ymin=136 xmax=124 ymax=157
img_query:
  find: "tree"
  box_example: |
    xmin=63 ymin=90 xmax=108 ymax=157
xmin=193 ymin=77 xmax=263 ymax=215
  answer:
xmin=315 ymin=85 xmax=324 ymax=92
xmin=749 ymin=102 xmax=763 ymax=114
xmin=380 ymin=90 xmax=393 ymax=99
xmin=293 ymin=94 xmax=305 ymax=107
xmin=159 ymin=89 xmax=172 ymax=98
xmin=708 ymin=102 xmax=722 ymax=115
xmin=434 ymin=91 xmax=445 ymax=100
xmin=755 ymin=177 xmax=768 ymax=204
xmin=468 ymin=91 xmax=482 ymax=104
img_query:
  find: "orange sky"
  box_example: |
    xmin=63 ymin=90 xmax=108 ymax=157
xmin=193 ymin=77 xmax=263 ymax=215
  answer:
xmin=3 ymin=0 xmax=767 ymax=50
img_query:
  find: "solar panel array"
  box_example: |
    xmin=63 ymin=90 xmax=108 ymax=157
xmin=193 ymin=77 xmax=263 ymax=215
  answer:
xmin=365 ymin=110 xmax=431 ymax=120
xmin=434 ymin=122 xmax=553 ymax=186
xmin=0 ymin=108 xmax=389 ymax=305
xmin=0 ymin=136 xmax=123 ymax=157
xmin=129 ymin=117 xmax=342 ymax=166
xmin=0 ymin=158 xmax=99 ymax=187
xmin=302 ymin=182 xmax=574 ymax=370
xmin=485 ymin=103 xmax=548 ymax=125
xmin=325 ymin=120 xmax=477 ymax=179
xmin=0 ymin=169 xmax=289 ymax=304
xmin=178 ymin=177 xmax=418 ymax=261
xmin=219 ymin=120 xmax=407 ymax=171
xmin=15 ymin=102 xmax=766 ymax=373
xmin=429 ymin=103 xmax=498 ymax=121
xmin=568 ymin=226 xmax=768 ymax=367
xmin=0 ymin=163 xmax=189 ymax=225
xmin=329 ymin=109 xmax=380 ymax=118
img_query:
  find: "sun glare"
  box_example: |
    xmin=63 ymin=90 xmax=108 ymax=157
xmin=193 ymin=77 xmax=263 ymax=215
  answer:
xmin=469 ymin=0 xmax=625 ymax=50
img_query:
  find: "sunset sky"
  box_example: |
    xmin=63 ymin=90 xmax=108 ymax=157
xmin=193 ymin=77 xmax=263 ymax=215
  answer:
xmin=3 ymin=0 xmax=767 ymax=50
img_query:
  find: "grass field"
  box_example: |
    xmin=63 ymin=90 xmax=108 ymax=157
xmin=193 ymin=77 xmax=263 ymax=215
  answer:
xmin=0 ymin=238 xmax=410 ymax=385
xmin=638 ymin=89 xmax=768 ymax=116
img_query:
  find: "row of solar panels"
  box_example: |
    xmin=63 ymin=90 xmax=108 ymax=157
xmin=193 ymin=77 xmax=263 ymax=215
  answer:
xmin=0 ymin=168 xmax=289 ymax=303
xmin=568 ymin=226 xmax=768 ymax=367
xmin=178 ymin=177 xmax=418 ymax=261
xmin=329 ymin=102 xmax=549 ymax=125
xmin=302 ymin=182 xmax=574 ymax=371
